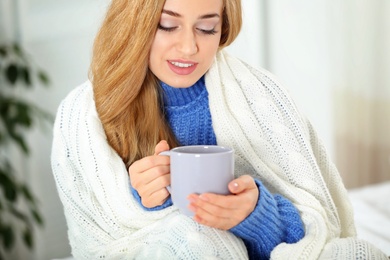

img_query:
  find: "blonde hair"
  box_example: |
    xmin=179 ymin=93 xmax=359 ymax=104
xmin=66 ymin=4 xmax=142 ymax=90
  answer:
xmin=90 ymin=0 xmax=242 ymax=167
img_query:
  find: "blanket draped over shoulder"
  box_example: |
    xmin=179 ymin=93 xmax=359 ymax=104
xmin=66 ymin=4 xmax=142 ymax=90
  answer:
xmin=51 ymin=50 xmax=387 ymax=259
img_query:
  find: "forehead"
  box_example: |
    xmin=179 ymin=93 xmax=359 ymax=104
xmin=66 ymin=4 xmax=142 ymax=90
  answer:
xmin=162 ymin=0 xmax=223 ymax=17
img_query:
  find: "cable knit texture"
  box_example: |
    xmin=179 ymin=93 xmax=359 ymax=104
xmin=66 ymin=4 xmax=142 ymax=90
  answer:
xmin=160 ymin=76 xmax=217 ymax=146
xmin=51 ymin=50 xmax=388 ymax=259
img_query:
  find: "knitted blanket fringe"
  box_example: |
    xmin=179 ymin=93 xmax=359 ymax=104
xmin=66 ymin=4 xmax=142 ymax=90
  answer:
xmin=51 ymin=50 xmax=387 ymax=259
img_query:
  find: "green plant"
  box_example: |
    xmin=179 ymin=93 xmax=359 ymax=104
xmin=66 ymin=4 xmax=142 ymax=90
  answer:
xmin=0 ymin=43 xmax=51 ymax=258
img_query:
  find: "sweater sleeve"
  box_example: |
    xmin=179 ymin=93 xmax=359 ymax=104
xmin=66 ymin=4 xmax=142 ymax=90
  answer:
xmin=229 ymin=179 xmax=305 ymax=260
xmin=130 ymin=185 xmax=173 ymax=211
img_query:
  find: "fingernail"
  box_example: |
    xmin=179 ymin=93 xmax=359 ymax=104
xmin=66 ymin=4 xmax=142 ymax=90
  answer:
xmin=231 ymin=182 xmax=239 ymax=190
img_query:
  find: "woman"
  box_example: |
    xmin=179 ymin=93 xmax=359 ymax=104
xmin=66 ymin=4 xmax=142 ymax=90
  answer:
xmin=51 ymin=0 xmax=387 ymax=259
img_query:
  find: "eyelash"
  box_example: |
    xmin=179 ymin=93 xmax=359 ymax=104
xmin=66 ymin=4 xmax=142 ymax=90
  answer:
xmin=158 ymin=24 xmax=176 ymax=32
xmin=158 ymin=24 xmax=217 ymax=35
xmin=199 ymin=28 xmax=217 ymax=35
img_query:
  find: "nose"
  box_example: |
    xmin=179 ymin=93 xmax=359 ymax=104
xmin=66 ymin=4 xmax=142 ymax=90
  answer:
xmin=176 ymin=30 xmax=198 ymax=56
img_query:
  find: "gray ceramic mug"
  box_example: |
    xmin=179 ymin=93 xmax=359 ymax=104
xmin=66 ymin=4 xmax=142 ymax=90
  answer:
xmin=160 ymin=145 xmax=234 ymax=216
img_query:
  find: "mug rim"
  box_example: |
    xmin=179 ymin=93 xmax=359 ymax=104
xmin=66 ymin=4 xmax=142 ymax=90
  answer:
xmin=169 ymin=145 xmax=233 ymax=155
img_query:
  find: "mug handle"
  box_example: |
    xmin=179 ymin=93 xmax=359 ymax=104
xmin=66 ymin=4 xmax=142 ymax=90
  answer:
xmin=159 ymin=151 xmax=172 ymax=193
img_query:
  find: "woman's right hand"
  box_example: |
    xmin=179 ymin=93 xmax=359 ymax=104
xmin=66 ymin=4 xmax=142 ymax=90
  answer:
xmin=129 ymin=140 xmax=171 ymax=208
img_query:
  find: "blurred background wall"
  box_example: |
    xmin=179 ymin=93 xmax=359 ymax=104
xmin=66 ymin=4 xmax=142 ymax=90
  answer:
xmin=0 ymin=0 xmax=389 ymax=259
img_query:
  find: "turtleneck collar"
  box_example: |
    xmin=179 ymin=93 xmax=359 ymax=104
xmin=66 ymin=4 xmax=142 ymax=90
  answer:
xmin=160 ymin=76 xmax=206 ymax=107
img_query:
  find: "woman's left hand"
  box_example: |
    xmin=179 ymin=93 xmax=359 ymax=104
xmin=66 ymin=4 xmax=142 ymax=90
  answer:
xmin=187 ymin=175 xmax=259 ymax=230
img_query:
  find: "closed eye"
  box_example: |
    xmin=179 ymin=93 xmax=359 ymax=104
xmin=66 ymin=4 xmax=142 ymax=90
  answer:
xmin=158 ymin=24 xmax=217 ymax=35
xmin=158 ymin=24 xmax=177 ymax=32
xmin=198 ymin=28 xmax=217 ymax=35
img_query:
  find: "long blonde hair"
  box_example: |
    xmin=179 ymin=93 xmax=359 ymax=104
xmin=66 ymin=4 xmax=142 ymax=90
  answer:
xmin=90 ymin=0 xmax=242 ymax=167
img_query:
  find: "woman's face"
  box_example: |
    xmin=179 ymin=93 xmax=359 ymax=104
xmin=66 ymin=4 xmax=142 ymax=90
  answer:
xmin=149 ymin=0 xmax=223 ymax=88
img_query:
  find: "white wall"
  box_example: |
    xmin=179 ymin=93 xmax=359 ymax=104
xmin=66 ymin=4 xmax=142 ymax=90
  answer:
xmin=227 ymin=0 xmax=265 ymax=68
xmin=0 ymin=0 xmax=14 ymax=42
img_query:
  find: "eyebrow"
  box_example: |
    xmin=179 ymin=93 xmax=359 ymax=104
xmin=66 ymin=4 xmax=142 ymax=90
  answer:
xmin=162 ymin=9 xmax=220 ymax=19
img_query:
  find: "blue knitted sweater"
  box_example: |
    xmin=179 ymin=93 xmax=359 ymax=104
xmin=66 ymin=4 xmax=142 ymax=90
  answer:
xmin=131 ymin=76 xmax=305 ymax=259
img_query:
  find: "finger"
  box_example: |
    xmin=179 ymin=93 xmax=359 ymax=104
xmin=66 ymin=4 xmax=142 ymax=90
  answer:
xmin=192 ymin=204 xmax=232 ymax=230
xmin=131 ymin=165 xmax=171 ymax=189
xmin=189 ymin=193 xmax=253 ymax=230
xmin=203 ymin=192 xmax=243 ymax=209
xmin=189 ymin=193 xmax=241 ymax=216
xmin=188 ymin=195 xmax=235 ymax=230
xmin=145 ymin=172 xmax=171 ymax=192
xmin=196 ymin=194 xmax=235 ymax=218
xmin=154 ymin=140 xmax=170 ymax=155
xmin=142 ymin=185 xmax=171 ymax=208
xmin=137 ymin=173 xmax=171 ymax=202
xmin=228 ymin=175 xmax=256 ymax=194
xmin=129 ymin=155 xmax=170 ymax=174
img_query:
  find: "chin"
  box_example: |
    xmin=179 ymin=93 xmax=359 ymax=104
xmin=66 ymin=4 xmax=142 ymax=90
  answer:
xmin=166 ymin=77 xmax=200 ymax=88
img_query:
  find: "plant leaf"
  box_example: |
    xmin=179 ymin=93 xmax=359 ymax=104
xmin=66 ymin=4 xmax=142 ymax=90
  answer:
xmin=31 ymin=209 xmax=44 ymax=226
xmin=16 ymin=102 xmax=32 ymax=127
xmin=0 ymin=172 xmax=18 ymax=202
xmin=0 ymin=46 xmax=6 ymax=57
xmin=0 ymin=131 xmax=4 ymax=144
xmin=5 ymin=64 xmax=18 ymax=85
xmin=12 ymin=43 xmax=23 ymax=57
xmin=9 ymin=132 xmax=29 ymax=154
xmin=0 ymin=42 xmax=48 ymax=254
xmin=20 ymin=185 xmax=34 ymax=203
xmin=5 ymin=183 xmax=17 ymax=202
xmin=23 ymin=228 xmax=33 ymax=249
xmin=38 ymin=71 xmax=50 ymax=85
xmin=8 ymin=204 xmax=29 ymax=222
xmin=1 ymin=225 xmax=14 ymax=250
xmin=20 ymin=66 xmax=31 ymax=86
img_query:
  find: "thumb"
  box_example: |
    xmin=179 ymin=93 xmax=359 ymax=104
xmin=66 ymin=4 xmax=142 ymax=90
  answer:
xmin=228 ymin=175 xmax=255 ymax=194
xmin=154 ymin=140 xmax=170 ymax=155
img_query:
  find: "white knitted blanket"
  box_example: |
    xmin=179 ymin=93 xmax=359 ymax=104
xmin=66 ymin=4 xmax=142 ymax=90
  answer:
xmin=51 ymin=50 xmax=387 ymax=259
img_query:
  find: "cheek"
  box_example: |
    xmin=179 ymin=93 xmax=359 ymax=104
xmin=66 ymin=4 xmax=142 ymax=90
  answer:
xmin=149 ymin=42 xmax=166 ymax=72
xmin=149 ymin=34 xmax=168 ymax=57
xmin=205 ymin=32 xmax=221 ymax=51
xmin=201 ymin=37 xmax=220 ymax=61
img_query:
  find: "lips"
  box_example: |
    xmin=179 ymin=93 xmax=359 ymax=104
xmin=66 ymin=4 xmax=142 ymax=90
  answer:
xmin=167 ymin=60 xmax=198 ymax=75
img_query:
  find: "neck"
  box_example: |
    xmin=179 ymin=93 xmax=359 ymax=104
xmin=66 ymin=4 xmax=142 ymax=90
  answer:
xmin=160 ymin=76 xmax=205 ymax=107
